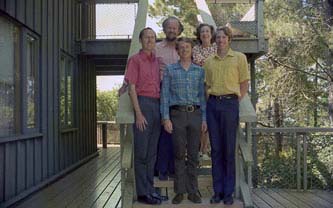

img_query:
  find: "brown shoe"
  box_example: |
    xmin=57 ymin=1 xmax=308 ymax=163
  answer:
xmin=188 ymin=193 xmax=202 ymax=204
xmin=172 ymin=193 xmax=184 ymax=204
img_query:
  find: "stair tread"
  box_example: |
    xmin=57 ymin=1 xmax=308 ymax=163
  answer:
xmin=133 ymin=198 xmax=243 ymax=207
xmin=154 ymin=175 xmax=213 ymax=188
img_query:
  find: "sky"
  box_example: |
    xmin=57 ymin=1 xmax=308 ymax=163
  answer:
xmin=96 ymin=0 xmax=161 ymax=91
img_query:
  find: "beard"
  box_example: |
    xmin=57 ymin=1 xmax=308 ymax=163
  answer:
xmin=166 ymin=33 xmax=177 ymax=42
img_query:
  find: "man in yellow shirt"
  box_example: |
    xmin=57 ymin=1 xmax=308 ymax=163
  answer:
xmin=203 ymin=26 xmax=250 ymax=205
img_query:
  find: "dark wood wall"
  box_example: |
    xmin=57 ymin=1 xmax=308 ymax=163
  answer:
xmin=0 ymin=0 xmax=97 ymax=206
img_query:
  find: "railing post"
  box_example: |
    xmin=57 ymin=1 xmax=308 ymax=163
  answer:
xmin=102 ymin=123 xmax=107 ymax=148
xmin=296 ymin=132 xmax=301 ymax=191
xmin=246 ymin=122 xmax=253 ymax=188
xmin=303 ymin=134 xmax=308 ymax=191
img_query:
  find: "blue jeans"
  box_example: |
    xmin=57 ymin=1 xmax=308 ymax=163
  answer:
xmin=207 ymin=96 xmax=239 ymax=196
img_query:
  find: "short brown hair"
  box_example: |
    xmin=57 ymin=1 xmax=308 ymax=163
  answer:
xmin=216 ymin=26 xmax=233 ymax=41
xmin=175 ymin=37 xmax=194 ymax=50
xmin=139 ymin=27 xmax=156 ymax=40
xmin=195 ymin=23 xmax=215 ymax=44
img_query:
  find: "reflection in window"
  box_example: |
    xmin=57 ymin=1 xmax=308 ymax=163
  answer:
xmin=0 ymin=17 xmax=20 ymax=137
xmin=60 ymin=54 xmax=74 ymax=128
xmin=26 ymin=35 xmax=38 ymax=129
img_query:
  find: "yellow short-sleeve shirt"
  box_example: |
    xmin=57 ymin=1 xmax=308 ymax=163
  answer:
xmin=203 ymin=48 xmax=250 ymax=97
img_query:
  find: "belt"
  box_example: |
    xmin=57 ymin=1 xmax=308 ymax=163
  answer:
xmin=210 ymin=94 xmax=238 ymax=100
xmin=171 ymin=105 xmax=200 ymax=112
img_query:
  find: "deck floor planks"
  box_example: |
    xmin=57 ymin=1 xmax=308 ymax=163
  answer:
xmin=310 ymin=190 xmax=333 ymax=204
xmin=283 ymin=189 xmax=331 ymax=208
xmin=262 ymin=189 xmax=298 ymax=208
xmin=103 ymin=181 xmax=122 ymax=208
xmin=252 ymin=190 xmax=272 ymax=208
xmin=72 ymin=165 xmax=121 ymax=207
xmin=90 ymin=172 xmax=121 ymax=208
xmin=16 ymin=148 xmax=118 ymax=207
xmin=47 ymin=154 xmax=121 ymax=207
xmin=271 ymin=189 xmax=312 ymax=208
xmin=16 ymin=148 xmax=121 ymax=208
xmin=253 ymin=188 xmax=285 ymax=208
xmin=15 ymin=147 xmax=333 ymax=208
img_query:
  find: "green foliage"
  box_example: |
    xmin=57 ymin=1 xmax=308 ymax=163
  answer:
xmin=149 ymin=0 xmax=199 ymax=37
xmin=96 ymin=88 xmax=119 ymax=121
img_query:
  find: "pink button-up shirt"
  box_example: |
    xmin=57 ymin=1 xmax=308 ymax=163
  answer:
xmin=124 ymin=50 xmax=160 ymax=98
xmin=155 ymin=40 xmax=179 ymax=77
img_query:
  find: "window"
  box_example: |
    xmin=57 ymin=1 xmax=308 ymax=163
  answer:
xmin=25 ymin=34 xmax=39 ymax=130
xmin=60 ymin=52 xmax=74 ymax=128
xmin=0 ymin=16 xmax=40 ymax=137
xmin=0 ymin=17 xmax=20 ymax=137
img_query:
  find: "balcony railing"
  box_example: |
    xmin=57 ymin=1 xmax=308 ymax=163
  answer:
xmin=96 ymin=121 xmax=120 ymax=148
xmin=252 ymin=127 xmax=333 ymax=191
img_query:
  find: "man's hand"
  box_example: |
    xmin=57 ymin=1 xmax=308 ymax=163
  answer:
xmin=201 ymin=121 xmax=208 ymax=133
xmin=163 ymin=119 xmax=173 ymax=134
xmin=135 ymin=112 xmax=148 ymax=132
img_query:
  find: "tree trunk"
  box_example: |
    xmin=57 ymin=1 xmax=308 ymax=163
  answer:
xmin=327 ymin=76 xmax=333 ymax=126
xmin=325 ymin=0 xmax=333 ymax=126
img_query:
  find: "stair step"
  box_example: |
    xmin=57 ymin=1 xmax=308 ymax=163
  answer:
xmin=133 ymin=197 xmax=243 ymax=208
xmin=154 ymin=175 xmax=213 ymax=188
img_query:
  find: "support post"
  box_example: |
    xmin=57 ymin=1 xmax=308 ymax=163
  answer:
xmin=303 ymin=134 xmax=308 ymax=191
xmin=296 ymin=133 xmax=301 ymax=191
xmin=102 ymin=123 xmax=107 ymax=148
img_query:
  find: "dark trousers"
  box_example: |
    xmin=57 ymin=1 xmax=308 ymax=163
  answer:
xmin=207 ymin=96 xmax=239 ymax=197
xmin=133 ymin=96 xmax=161 ymax=196
xmin=156 ymin=128 xmax=175 ymax=175
xmin=170 ymin=109 xmax=201 ymax=194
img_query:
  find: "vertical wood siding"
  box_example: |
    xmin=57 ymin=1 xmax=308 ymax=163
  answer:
xmin=0 ymin=0 xmax=97 ymax=206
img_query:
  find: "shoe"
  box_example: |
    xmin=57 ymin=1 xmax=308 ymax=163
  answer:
xmin=137 ymin=195 xmax=161 ymax=205
xmin=158 ymin=172 xmax=168 ymax=181
xmin=151 ymin=192 xmax=168 ymax=201
xmin=188 ymin=193 xmax=202 ymax=203
xmin=210 ymin=193 xmax=222 ymax=204
xmin=224 ymin=195 xmax=234 ymax=205
xmin=172 ymin=193 xmax=184 ymax=204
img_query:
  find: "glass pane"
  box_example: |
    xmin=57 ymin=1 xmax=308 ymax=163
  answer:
xmin=66 ymin=61 xmax=73 ymax=127
xmin=0 ymin=17 xmax=19 ymax=137
xmin=60 ymin=56 xmax=66 ymax=126
xmin=26 ymin=35 xmax=37 ymax=128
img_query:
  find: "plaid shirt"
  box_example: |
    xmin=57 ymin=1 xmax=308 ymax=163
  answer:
xmin=161 ymin=62 xmax=206 ymax=121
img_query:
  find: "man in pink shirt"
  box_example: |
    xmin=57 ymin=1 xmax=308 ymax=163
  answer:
xmin=124 ymin=27 xmax=163 ymax=205
xmin=155 ymin=16 xmax=183 ymax=181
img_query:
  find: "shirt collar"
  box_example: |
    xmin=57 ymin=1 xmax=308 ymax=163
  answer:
xmin=175 ymin=61 xmax=195 ymax=71
xmin=139 ymin=49 xmax=156 ymax=61
xmin=213 ymin=48 xmax=235 ymax=59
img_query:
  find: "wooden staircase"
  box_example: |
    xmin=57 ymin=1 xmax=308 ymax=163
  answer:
xmin=117 ymin=1 xmax=260 ymax=207
xmin=133 ymin=175 xmax=243 ymax=208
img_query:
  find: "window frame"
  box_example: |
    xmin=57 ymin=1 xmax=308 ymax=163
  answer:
xmin=59 ymin=50 xmax=75 ymax=129
xmin=0 ymin=15 xmax=41 ymax=138
xmin=21 ymin=28 xmax=41 ymax=134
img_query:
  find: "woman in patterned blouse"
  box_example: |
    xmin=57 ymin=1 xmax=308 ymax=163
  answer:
xmin=193 ymin=23 xmax=217 ymax=67
xmin=193 ymin=23 xmax=217 ymax=160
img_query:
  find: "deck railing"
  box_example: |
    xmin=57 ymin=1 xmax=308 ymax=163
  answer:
xmin=252 ymin=128 xmax=333 ymax=191
xmin=96 ymin=121 xmax=120 ymax=147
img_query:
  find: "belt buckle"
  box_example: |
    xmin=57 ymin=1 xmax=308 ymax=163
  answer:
xmin=186 ymin=105 xmax=195 ymax=112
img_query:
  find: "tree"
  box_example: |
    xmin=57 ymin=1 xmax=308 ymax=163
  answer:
xmin=149 ymin=0 xmax=199 ymax=37
xmin=96 ymin=88 xmax=119 ymax=121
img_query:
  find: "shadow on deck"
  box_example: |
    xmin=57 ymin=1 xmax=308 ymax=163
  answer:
xmin=15 ymin=147 xmax=333 ymax=208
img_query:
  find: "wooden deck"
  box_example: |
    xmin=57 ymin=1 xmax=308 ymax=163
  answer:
xmin=15 ymin=147 xmax=333 ymax=208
